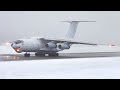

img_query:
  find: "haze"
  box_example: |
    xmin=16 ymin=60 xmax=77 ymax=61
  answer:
xmin=0 ymin=11 xmax=120 ymax=45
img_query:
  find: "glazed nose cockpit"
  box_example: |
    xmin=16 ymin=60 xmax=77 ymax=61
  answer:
xmin=11 ymin=40 xmax=24 ymax=53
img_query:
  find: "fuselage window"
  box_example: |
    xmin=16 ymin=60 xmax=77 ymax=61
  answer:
xmin=15 ymin=40 xmax=23 ymax=44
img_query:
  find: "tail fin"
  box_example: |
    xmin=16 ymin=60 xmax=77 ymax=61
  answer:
xmin=63 ymin=21 xmax=96 ymax=39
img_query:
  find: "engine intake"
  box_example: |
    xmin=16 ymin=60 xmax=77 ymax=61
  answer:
xmin=46 ymin=42 xmax=57 ymax=48
xmin=58 ymin=43 xmax=70 ymax=49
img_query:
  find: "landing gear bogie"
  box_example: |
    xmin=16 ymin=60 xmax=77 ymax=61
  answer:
xmin=48 ymin=53 xmax=59 ymax=57
xmin=35 ymin=52 xmax=59 ymax=57
xmin=35 ymin=53 xmax=45 ymax=57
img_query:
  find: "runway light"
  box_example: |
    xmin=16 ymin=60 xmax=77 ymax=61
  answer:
xmin=109 ymin=44 xmax=115 ymax=47
xmin=5 ymin=42 xmax=10 ymax=46
xmin=13 ymin=56 xmax=20 ymax=60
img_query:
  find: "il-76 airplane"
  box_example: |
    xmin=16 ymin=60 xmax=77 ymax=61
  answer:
xmin=10 ymin=21 xmax=98 ymax=57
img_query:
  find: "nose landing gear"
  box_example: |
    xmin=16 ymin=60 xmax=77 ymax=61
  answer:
xmin=24 ymin=53 xmax=30 ymax=57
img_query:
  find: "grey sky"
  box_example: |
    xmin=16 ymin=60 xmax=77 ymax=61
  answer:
xmin=0 ymin=11 xmax=120 ymax=45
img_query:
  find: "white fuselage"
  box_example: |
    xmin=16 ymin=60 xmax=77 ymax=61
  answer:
xmin=11 ymin=37 xmax=60 ymax=53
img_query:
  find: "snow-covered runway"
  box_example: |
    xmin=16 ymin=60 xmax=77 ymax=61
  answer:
xmin=0 ymin=45 xmax=120 ymax=79
xmin=0 ymin=57 xmax=120 ymax=79
xmin=1 ymin=52 xmax=120 ymax=62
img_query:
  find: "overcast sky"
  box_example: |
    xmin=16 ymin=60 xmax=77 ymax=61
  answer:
xmin=0 ymin=11 xmax=120 ymax=45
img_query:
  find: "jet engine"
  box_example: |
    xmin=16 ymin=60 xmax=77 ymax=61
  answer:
xmin=46 ymin=42 xmax=57 ymax=48
xmin=58 ymin=42 xmax=70 ymax=49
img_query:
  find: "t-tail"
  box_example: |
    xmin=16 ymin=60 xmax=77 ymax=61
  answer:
xmin=63 ymin=21 xmax=96 ymax=39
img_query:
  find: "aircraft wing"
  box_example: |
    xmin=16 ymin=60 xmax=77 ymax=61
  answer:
xmin=39 ymin=38 xmax=98 ymax=46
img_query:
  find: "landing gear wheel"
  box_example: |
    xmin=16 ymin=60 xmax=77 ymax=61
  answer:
xmin=48 ymin=53 xmax=59 ymax=57
xmin=48 ymin=53 xmax=52 ymax=57
xmin=55 ymin=53 xmax=59 ymax=56
xmin=35 ymin=53 xmax=38 ymax=56
xmin=35 ymin=53 xmax=45 ymax=57
xmin=24 ymin=53 xmax=30 ymax=57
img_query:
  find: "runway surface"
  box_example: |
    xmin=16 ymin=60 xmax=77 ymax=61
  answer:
xmin=0 ymin=52 xmax=120 ymax=61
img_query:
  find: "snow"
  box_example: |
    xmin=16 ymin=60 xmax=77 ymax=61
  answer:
xmin=0 ymin=57 xmax=120 ymax=79
xmin=0 ymin=45 xmax=120 ymax=79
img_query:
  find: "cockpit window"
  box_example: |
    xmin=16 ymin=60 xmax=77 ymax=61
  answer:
xmin=14 ymin=40 xmax=24 ymax=44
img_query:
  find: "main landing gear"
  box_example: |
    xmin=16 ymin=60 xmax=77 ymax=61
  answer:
xmin=48 ymin=53 xmax=59 ymax=57
xmin=35 ymin=53 xmax=45 ymax=57
xmin=35 ymin=52 xmax=59 ymax=57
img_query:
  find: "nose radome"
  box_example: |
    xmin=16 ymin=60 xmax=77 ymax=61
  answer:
xmin=11 ymin=43 xmax=20 ymax=49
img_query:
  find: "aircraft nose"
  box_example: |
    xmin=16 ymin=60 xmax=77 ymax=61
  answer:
xmin=11 ymin=43 xmax=20 ymax=49
xmin=11 ymin=43 xmax=22 ymax=53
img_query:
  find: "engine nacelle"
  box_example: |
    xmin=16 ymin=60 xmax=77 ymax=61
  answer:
xmin=58 ymin=43 xmax=70 ymax=49
xmin=46 ymin=42 xmax=57 ymax=48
